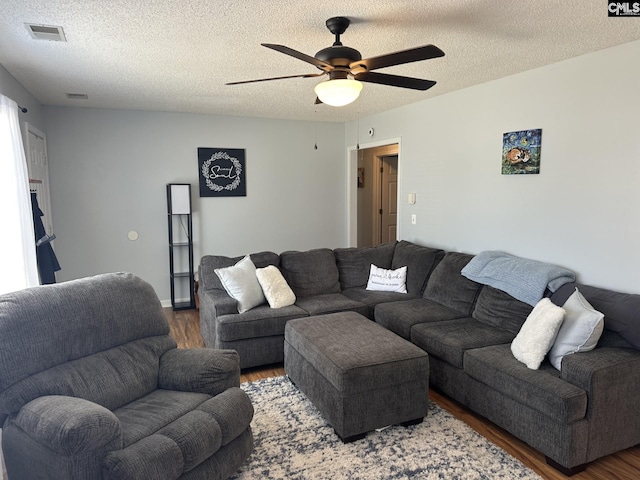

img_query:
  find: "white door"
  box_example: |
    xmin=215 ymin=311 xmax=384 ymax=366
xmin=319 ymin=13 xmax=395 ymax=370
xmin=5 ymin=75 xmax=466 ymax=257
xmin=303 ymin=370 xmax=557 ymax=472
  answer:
xmin=379 ymin=155 xmax=398 ymax=244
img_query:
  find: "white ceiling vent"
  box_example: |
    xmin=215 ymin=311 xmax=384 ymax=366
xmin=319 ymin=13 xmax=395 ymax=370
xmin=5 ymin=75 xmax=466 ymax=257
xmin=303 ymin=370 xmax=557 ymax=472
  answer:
xmin=26 ymin=23 xmax=66 ymax=42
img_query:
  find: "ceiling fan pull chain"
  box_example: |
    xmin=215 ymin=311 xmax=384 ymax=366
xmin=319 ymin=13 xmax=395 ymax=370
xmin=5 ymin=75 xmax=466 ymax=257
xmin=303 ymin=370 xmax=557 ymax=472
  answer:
xmin=356 ymin=111 xmax=360 ymax=150
xmin=314 ymin=109 xmax=318 ymax=150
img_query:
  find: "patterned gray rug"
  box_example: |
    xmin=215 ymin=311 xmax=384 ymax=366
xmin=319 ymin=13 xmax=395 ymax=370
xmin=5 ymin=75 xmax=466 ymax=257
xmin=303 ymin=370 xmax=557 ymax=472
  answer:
xmin=230 ymin=376 xmax=541 ymax=480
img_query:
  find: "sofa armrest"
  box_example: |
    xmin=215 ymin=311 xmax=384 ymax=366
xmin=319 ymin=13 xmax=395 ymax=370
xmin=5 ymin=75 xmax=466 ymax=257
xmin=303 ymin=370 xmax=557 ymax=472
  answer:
xmin=199 ymin=288 xmax=238 ymax=318
xmin=561 ymin=347 xmax=640 ymax=392
xmin=561 ymin=347 xmax=640 ymax=458
xmin=158 ymin=348 xmax=240 ymax=396
xmin=9 ymin=395 xmax=122 ymax=455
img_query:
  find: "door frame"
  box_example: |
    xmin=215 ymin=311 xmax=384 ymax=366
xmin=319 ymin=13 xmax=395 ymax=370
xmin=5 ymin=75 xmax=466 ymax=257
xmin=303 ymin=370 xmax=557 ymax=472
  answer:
xmin=346 ymin=137 xmax=402 ymax=247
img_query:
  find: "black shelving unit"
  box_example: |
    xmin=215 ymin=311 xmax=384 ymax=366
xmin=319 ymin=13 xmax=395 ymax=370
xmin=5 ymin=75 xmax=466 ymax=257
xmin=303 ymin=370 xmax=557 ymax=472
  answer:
xmin=166 ymin=184 xmax=195 ymax=310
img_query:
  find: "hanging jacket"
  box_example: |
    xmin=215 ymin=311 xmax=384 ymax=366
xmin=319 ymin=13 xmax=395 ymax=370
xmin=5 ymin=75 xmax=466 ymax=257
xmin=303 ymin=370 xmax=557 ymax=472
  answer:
xmin=31 ymin=192 xmax=61 ymax=284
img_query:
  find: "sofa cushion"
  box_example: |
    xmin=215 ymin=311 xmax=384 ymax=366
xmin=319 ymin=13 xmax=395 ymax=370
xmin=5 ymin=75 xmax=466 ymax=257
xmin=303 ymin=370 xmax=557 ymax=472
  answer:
xmin=214 ymin=255 xmax=265 ymax=313
xmin=334 ymin=242 xmax=396 ymax=290
xmin=114 ymin=389 xmax=213 ymax=447
xmin=511 ymin=298 xmax=565 ymax=370
xmin=199 ymin=252 xmax=279 ymax=291
xmin=280 ymin=248 xmax=340 ymax=297
xmin=366 ymin=264 xmax=407 ymax=293
xmin=552 ymin=283 xmax=640 ymax=351
xmin=391 ymin=241 xmax=444 ymax=294
xmin=342 ymin=289 xmax=420 ymax=320
xmin=411 ymin=318 xmax=515 ymax=368
xmin=423 ymin=252 xmax=483 ymax=315
xmin=548 ymin=288 xmax=604 ymax=370
xmin=215 ymin=304 xmax=308 ymax=342
xmin=472 ymin=285 xmax=533 ymax=334
xmin=294 ymin=293 xmax=368 ymax=317
xmin=375 ymin=298 xmax=468 ymax=339
xmin=343 ymin=288 xmax=418 ymax=307
xmin=107 ymin=388 xmax=253 ymax=476
xmin=596 ymin=329 xmax=635 ymax=349
xmin=464 ymin=344 xmax=587 ymax=424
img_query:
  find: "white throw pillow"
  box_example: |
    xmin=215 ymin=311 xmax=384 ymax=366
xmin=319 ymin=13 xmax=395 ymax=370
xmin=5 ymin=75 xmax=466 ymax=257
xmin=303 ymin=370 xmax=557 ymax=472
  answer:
xmin=215 ymin=255 xmax=265 ymax=313
xmin=256 ymin=265 xmax=296 ymax=309
xmin=366 ymin=264 xmax=407 ymax=293
xmin=548 ymin=288 xmax=605 ymax=370
xmin=511 ymin=298 xmax=565 ymax=370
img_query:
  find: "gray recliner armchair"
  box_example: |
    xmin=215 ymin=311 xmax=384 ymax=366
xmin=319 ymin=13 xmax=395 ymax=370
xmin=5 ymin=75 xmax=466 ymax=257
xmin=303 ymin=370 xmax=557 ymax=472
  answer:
xmin=0 ymin=272 xmax=253 ymax=479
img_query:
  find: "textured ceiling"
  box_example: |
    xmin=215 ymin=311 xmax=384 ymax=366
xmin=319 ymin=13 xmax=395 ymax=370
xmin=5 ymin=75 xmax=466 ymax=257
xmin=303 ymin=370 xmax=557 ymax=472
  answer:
xmin=2 ymin=1 xmax=640 ymax=123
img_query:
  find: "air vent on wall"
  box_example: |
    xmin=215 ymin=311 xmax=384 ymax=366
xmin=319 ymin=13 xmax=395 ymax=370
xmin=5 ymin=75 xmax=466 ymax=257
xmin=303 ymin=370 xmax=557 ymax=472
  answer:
xmin=25 ymin=23 xmax=66 ymax=42
xmin=65 ymin=93 xmax=88 ymax=100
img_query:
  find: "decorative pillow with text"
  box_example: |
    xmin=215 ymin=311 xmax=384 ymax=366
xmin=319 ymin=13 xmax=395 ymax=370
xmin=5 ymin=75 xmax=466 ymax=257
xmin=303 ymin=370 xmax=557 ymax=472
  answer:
xmin=366 ymin=264 xmax=407 ymax=293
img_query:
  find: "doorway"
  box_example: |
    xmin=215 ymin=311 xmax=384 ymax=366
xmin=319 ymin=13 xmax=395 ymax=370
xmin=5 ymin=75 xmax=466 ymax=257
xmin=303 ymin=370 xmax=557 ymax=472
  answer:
xmin=356 ymin=143 xmax=399 ymax=247
xmin=379 ymin=154 xmax=398 ymax=244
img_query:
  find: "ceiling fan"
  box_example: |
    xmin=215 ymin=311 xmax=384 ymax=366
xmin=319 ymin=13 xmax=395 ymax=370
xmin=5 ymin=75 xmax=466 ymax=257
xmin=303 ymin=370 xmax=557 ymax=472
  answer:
xmin=226 ymin=16 xmax=445 ymax=107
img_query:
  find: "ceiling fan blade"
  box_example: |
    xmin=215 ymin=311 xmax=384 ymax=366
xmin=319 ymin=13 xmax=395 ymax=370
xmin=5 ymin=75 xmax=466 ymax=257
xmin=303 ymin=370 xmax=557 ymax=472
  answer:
xmin=226 ymin=72 xmax=325 ymax=86
xmin=353 ymin=44 xmax=444 ymax=72
xmin=355 ymin=71 xmax=436 ymax=90
xmin=262 ymin=44 xmax=334 ymax=71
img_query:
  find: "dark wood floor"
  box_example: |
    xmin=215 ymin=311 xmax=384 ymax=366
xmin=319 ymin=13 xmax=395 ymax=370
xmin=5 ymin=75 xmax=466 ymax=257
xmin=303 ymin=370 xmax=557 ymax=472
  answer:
xmin=165 ymin=308 xmax=640 ymax=480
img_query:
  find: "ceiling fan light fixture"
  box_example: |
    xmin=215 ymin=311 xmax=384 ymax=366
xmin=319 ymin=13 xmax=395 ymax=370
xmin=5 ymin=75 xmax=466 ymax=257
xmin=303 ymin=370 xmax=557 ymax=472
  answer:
xmin=314 ymin=79 xmax=362 ymax=107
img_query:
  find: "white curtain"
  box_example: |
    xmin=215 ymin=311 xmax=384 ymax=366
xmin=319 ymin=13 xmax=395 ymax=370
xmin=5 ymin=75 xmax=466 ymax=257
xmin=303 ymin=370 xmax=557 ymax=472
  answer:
xmin=0 ymin=94 xmax=39 ymax=295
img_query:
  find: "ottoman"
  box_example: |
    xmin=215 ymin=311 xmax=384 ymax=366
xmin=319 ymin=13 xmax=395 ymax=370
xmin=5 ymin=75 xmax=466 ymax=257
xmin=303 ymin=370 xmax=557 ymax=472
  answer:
xmin=284 ymin=311 xmax=429 ymax=442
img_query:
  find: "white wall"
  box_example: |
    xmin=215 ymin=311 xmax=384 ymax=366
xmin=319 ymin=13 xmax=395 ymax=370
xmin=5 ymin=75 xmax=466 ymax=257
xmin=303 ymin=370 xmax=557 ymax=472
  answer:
xmin=42 ymin=107 xmax=346 ymax=303
xmin=346 ymin=40 xmax=640 ymax=294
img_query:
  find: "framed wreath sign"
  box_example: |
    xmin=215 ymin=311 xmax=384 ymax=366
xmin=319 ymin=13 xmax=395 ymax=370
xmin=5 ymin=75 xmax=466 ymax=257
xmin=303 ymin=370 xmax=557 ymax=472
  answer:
xmin=198 ymin=148 xmax=246 ymax=197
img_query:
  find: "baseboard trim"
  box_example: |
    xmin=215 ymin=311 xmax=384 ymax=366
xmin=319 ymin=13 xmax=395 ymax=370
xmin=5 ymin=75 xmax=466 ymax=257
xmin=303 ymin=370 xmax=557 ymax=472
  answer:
xmin=161 ymin=298 xmax=192 ymax=309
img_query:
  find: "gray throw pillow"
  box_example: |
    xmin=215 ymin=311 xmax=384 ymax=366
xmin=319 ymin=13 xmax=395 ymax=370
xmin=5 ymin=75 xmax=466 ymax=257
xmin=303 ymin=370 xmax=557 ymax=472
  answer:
xmin=548 ymin=287 xmax=604 ymax=370
xmin=215 ymin=255 xmax=265 ymax=313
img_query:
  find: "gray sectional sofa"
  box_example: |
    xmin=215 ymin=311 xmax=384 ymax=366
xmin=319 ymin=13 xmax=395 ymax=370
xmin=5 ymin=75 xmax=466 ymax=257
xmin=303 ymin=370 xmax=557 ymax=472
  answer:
xmin=198 ymin=241 xmax=442 ymax=369
xmin=198 ymin=240 xmax=640 ymax=475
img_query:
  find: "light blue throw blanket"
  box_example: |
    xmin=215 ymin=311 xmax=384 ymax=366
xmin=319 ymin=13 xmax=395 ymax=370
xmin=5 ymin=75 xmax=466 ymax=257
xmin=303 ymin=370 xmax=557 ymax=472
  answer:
xmin=461 ymin=251 xmax=575 ymax=306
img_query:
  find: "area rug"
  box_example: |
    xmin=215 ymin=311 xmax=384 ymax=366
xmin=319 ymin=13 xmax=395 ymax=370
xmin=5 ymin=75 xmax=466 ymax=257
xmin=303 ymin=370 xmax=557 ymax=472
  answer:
xmin=230 ymin=376 xmax=541 ymax=480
